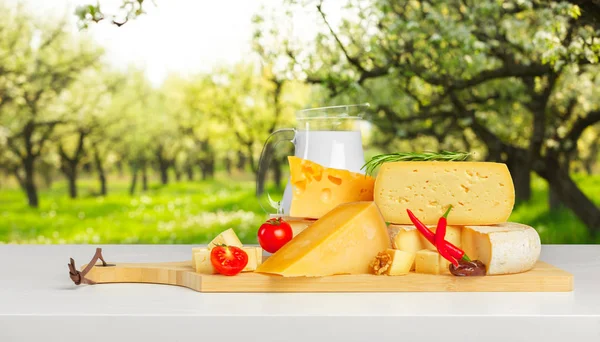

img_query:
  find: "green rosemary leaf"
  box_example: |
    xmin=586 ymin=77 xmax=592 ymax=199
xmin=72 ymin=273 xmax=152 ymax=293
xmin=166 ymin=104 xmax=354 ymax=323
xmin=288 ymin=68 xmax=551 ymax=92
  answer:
xmin=361 ymin=151 xmax=472 ymax=175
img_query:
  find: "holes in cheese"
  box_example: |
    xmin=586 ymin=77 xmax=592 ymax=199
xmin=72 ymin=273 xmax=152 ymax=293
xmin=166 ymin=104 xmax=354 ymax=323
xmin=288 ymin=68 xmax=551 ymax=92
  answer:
xmin=461 ymin=223 xmax=541 ymax=275
xmin=288 ymin=156 xmax=375 ymax=219
xmin=374 ymin=161 xmax=515 ymax=225
xmin=256 ymin=202 xmax=390 ymax=277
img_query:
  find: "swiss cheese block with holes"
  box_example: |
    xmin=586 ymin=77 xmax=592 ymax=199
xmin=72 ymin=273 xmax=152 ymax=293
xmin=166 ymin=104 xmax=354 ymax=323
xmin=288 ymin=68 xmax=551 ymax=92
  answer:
xmin=374 ymin=162 xmax=515 ymax=225
xmin=288 ymin=156 xmax=375 ymax=219
xmin=256 ymin=201 xmax=390 ymax=277
xmin=462 ymin=223 xmax=541 ymax=275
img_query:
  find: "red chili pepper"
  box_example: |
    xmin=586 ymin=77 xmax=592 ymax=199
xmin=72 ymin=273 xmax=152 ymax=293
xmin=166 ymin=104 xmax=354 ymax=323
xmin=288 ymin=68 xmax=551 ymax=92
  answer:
xmin=406 ymin=209 xmax=471 ymax=262
xmin=435 ymin=206 xmax=459 ymax=267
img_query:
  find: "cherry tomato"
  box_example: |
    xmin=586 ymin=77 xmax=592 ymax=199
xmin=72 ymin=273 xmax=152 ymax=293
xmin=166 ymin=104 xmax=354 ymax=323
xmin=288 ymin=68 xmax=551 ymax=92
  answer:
xmin=257 ymin=217 xmax=293 ymax=253
xmin=210 ymin=245 xmax=248 ymax=276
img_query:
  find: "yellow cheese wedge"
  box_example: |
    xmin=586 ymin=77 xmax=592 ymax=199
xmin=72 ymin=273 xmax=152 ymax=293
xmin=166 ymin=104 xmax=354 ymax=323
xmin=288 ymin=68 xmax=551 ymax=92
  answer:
xmin=386 ymin=249 xmax=415 ymax=276
xmin=461 ymin=223 xmax=541 ymax=275
xmin=207 ymin=228 xmax=243 ymax=249
xmin=256 ymin=201 xmax=390 ymax=277
xmin=374 ymin=161 xmax=515 ymax=225
xmin=288 ymin=156 xmax=375 ymax=219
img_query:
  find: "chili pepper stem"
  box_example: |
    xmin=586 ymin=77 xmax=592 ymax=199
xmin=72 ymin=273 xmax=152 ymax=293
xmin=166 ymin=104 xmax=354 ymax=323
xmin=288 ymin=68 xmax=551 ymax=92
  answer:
xmin=442 ymin=205 xmax=453 ymax=219
xmin=461 ymin=254 xmax=472 ymax=262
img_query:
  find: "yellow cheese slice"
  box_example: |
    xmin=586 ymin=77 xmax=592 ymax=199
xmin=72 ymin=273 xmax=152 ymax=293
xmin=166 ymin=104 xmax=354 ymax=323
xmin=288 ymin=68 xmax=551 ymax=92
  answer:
xmin=269 ymin=216 xmax=317 ymax=237
xmin=374 ymin=161 xmax=515 ymax=225
xmin=461 ymin=223 xmax=541 ymax=275
xmin=288 ymin=156 xmax=375 ymax=219
xmin=256 ymin=201 xmax=390 ymax=277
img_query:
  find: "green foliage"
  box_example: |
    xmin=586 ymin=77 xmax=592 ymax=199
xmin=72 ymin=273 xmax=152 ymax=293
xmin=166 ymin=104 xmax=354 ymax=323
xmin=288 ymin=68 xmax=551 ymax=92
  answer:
xmin=1 ymin=174 xmax=598 ymax=244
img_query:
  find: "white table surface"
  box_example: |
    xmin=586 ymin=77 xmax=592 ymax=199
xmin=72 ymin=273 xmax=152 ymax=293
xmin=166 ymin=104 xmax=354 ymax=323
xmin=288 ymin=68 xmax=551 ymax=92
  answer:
xmin=0 ymin=244 xmax=598 ymax=342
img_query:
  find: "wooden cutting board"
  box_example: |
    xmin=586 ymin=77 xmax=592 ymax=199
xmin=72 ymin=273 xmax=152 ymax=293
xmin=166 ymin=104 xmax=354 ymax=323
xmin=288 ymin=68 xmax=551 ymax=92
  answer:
xmin=82 ymin=260 xmax=573 ymax=292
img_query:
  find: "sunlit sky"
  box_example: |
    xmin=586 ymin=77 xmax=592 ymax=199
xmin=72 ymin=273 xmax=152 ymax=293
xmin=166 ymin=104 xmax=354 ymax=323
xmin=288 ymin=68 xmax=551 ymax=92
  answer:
xmin=12 ymin=0 xmax=339 ymax=86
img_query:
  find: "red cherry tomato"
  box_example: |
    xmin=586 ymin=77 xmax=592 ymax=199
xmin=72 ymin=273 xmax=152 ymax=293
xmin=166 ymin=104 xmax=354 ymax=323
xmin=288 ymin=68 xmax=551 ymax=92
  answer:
xmin=210 ymin=245 xmax=248 ymax=276
xmin=257 ymin=217 xmax=293 ymax=253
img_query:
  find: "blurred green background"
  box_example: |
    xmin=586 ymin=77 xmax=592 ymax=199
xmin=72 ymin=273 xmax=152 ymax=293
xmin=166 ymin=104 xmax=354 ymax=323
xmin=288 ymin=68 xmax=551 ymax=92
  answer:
xmin=1 ymin=0 xmax=599 ymax=244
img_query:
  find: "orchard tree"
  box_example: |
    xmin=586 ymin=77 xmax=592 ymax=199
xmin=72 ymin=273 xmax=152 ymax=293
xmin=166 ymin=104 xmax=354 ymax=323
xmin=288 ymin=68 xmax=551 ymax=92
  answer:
xmin=0 ymin=4 xmax=103 ymax=207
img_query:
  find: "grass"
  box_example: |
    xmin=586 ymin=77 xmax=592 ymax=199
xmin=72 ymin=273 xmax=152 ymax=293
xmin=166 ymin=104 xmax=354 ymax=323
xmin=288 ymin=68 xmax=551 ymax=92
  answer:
xmin=0 ymin=173 xmax=599 ymax=244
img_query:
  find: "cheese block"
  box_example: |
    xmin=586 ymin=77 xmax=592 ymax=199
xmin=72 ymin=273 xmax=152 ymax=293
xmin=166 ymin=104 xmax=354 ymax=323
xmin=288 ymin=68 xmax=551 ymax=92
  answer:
xmin=421 ymin=225 xmax=462 ymax=251
xmin=193 ymin=249 xmax=216 ymax=274
xmin=386 ymin=249 xmax=415 ymax=276
xmin=242 ymin=247 xmax=259 ymax=272
xmin=256 ymin=201 xmax=390 ymax=277
xmin=207 ymin=228 xmax=243 ymax=249
xmin=288 ymin=156 xmax=375 ymax=219
xmin=374 ymin=161 xmax=515 ymax=225
xmin=461 ymin=223 xmax=541 ymax=275
xmin=415 ymin=249 xmax=448 ymax=275
xmin=388 ymin=225 xmax=424 ymax=253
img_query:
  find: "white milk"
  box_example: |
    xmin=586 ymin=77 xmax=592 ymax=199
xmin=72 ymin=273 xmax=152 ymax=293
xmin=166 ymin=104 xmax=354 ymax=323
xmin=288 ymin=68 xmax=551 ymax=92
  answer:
xmin=280 ymin=130 xmax=365 ymax=214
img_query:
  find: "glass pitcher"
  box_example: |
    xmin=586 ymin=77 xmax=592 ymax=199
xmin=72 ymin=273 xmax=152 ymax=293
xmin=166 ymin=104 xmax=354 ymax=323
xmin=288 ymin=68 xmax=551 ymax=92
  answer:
xmin=256 ymin=103 xmax=369 ymax=215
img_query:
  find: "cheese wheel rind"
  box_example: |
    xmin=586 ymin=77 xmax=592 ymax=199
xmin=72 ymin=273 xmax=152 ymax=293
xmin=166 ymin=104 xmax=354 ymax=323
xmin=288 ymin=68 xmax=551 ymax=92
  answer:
xmin=462 ymin=223 xmax=541 ymax=275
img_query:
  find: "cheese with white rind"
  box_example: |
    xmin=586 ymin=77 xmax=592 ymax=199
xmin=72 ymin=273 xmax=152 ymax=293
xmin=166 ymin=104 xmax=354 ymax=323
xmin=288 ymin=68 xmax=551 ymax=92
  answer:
xmin=374 ymin=161 xmax=515 ymax=225
xmin=461 ymin=223 xmax=541 ymax=275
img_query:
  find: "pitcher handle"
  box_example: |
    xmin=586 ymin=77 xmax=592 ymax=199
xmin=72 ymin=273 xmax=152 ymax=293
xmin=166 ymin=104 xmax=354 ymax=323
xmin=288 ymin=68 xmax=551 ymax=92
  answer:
xmin=256 ymin=128 xmax=296 ymax=214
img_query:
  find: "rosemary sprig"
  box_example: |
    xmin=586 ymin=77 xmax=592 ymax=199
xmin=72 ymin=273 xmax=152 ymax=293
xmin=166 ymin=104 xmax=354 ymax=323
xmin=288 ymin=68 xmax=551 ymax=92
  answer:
xmin=362 ymin=151 xmax=472 ymax=175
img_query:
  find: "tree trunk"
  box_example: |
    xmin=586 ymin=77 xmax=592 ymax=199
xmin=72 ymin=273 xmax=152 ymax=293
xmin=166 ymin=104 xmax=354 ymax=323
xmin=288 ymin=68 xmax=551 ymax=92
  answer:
xmin=67 ymin=171 xmax=77 ymax=199
xmin=505 ymin=148 xmax=531 ymax=202
xmin=142 ymin=162 xmax=148 ymax=191
xmin=23 ymin=157 xmax=39 ymax=207
xmin=93 ymin=148 xmax=107 ymax=196
xmin=224 ymin=157 xmax=232 ymax=175
xmin=159 ymin=165 xmax=168 ymax=185
xmin=186 ymin=165 xmax=194 ymax=181
xmin=129 ymin=170 xmax=138 ymax=196
xmin=174 ymin=167 xmax=182 ymax=182
xmin=237 ymin=151 xmax=246 ymax=171
xmin=535 ymin=156 xmax=600 ymax=234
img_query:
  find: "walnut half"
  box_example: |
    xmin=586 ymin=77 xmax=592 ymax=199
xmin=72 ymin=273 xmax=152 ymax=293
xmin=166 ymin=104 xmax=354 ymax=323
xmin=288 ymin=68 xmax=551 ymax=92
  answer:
xmin=370 ymin=251 xmax=392 ymax=275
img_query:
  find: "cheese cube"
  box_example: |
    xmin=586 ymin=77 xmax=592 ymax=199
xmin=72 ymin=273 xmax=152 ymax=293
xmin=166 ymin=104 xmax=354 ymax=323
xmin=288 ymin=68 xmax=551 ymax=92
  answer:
xmin=421 ymin=225 xmax=462 ymax=251
xmin=374 ymin=162 xmax=515 ymax=225
xmin=385 ymin=249 xmax=415 ymax=276
xmin=415 ymin=249 xmax=441 ymax=275
xmin=242 ymin=247 xmax=258 ymax=272
xmin=415 ymin=249 xmax=454 ymax=275
xmin=288 ymin=156 xmax=375 ymax=219
xmin=256 ymin=202 xmax=390 ymax=277
xmin=192 ymin=247 xmax=206 ymax=269
xmin=207 ymin=228 xmax=243 ymax=249
xmin=462 ymin=223 xmax=541 ymax=275
xmin=193 ymin=249 xmax=216 ymax=274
